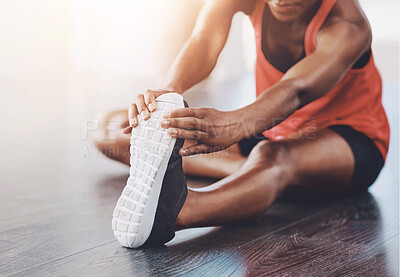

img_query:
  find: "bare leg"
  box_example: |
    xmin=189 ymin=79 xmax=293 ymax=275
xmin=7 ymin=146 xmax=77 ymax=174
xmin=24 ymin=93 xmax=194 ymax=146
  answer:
xmin=93 ymin=109 xmax=131 ymax=165
xmin=176 ymin=128 xmax=355 ymax=229
xmin=182 ymin=140 xmax=245 ymax=178
xmin=93 ymin=109 xmax=245 ymax=177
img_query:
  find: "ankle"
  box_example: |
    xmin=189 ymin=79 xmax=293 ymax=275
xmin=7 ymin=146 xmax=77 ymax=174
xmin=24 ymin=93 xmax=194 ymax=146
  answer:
xmin=175 ymin=190 xmax=196 ymax=230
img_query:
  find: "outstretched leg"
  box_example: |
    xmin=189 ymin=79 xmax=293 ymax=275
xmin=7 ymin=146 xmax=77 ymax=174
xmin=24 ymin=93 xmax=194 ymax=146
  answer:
xmin=176 ymin=128 xmax=355 ymax=229
xmin=93 ymin=109 xmax=245 ymax=177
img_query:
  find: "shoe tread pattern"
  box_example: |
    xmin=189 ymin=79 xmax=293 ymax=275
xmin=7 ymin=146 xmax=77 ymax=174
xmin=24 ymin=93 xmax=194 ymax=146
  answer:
xmin=112 ymin=99 xmax=182 ymax=247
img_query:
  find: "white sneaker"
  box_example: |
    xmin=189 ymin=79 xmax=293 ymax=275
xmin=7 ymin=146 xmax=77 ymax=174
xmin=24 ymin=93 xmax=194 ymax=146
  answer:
xmin=112 ymin=93 xmax=186 ymax=248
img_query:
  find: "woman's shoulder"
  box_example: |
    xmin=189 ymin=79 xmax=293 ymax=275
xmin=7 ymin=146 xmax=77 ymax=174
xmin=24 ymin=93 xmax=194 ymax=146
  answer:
xmin=319 ymin=0 xmax=371 ymax=47
xmin=326 ymin=0 xmax=370 ymax=29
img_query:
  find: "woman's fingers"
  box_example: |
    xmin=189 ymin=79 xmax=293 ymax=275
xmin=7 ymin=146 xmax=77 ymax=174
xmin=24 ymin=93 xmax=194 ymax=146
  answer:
xmin=167 ymin=128 xmax=208 ymax=141
xmin=144 ymin=90 xmax=156 ymax=112
xmin=128 ymin=103 xmax=139 ymax=128
xmin=161 ymin=117 xmax=205 ymax=130
xmin=136 ymin=94 xmax=150 ymax=120
xmin=180 ymin=144 xmax=213 ymax=156
xmin=122 ymin=126 xmax=133 ymax=134
xmin=124 ymin=90 xmax=177 ymax=134
xmin=163 ymin=107 xmax=206 ymax=119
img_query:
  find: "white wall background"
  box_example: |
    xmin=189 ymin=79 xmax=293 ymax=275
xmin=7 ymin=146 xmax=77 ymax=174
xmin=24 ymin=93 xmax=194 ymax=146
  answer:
xmin=64 ymin=0 xmax=400 ymax=114
xmin=0 ymin=0 xmax=398 ymax=131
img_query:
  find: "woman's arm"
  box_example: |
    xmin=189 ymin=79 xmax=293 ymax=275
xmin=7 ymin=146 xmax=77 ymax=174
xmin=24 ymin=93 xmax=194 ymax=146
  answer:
xmin=163 ymin=0 xmax=372 ymax=155
xmin=164 ymin=0 xmax=255 ymax=93
xmin=236 ymin=0 xmax=372 ymax=137
xmin=123 ymin=0 xmax=254 ymax=133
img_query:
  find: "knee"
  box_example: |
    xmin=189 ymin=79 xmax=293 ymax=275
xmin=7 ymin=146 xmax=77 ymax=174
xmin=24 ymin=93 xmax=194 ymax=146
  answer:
xmin=243 ymin=140 xmax=292 ymax=198
xmin=92 ymin=110 xmax=126 ymax=150
xmin=246 ymin=140 xmax=289 ymax=170
xmin=92 ymin=112 xmax=131 ymax=163
xmin=92 ymin=111 xmax=110 ymax=147
xmin=99 ymin=109 xmax=128 ymax=135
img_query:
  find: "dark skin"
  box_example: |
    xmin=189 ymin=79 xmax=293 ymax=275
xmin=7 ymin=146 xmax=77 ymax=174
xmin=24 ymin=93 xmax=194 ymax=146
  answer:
xmin=95 ymin=0 xmax=372 ymax=228
xmin=156 ymin=0 xmax=371 ymax=156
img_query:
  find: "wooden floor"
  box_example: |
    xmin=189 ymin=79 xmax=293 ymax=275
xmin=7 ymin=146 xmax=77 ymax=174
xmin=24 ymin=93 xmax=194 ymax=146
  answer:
xmin=0 ymin=88 xmax=398 ymax=276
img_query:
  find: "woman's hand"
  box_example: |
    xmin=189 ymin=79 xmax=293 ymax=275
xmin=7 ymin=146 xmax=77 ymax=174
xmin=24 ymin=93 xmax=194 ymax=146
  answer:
xmin=161 ymin=107 xmax=244 ymax=156
xmin=123 ymin=89 xmax=176 ymax=134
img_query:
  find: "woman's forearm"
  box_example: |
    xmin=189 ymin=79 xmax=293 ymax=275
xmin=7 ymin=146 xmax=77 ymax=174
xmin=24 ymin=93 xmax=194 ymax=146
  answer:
xmin=236 ymin=79 xmax=302 ymax=139
xmin=162 ymin=35 xmax=218 ymax=94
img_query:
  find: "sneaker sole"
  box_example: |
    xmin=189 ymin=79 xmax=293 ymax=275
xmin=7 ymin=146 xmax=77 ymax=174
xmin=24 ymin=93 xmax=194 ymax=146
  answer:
xmin=112 ymin=93 xmax=184 ymax=248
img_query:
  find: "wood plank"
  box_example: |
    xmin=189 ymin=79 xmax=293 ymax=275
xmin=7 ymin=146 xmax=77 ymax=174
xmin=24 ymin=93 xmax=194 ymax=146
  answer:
xmin=326 ymin=235 xmax=399 ymax=277
xmin=4 ymin=192 xmax=345 ymax=276
xmin=0 ymin=149 xmax=128 ymax=233
xmin=7 ymin=193 xmax=369 ymax=277
xmin=183 ymin=193 xmax=399 ymax=277
xmin=0 ymin=173 xmax=125 ymax=233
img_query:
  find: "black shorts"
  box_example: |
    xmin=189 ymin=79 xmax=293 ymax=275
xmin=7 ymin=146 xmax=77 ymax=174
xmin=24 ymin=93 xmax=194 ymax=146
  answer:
xmin=237 ymin=125 xmax=384 ymax=193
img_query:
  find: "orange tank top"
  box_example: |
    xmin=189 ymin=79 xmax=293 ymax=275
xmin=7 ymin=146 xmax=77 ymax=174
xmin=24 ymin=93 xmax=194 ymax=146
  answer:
xmin=249 ymin=0 xmax=390 ymax=160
